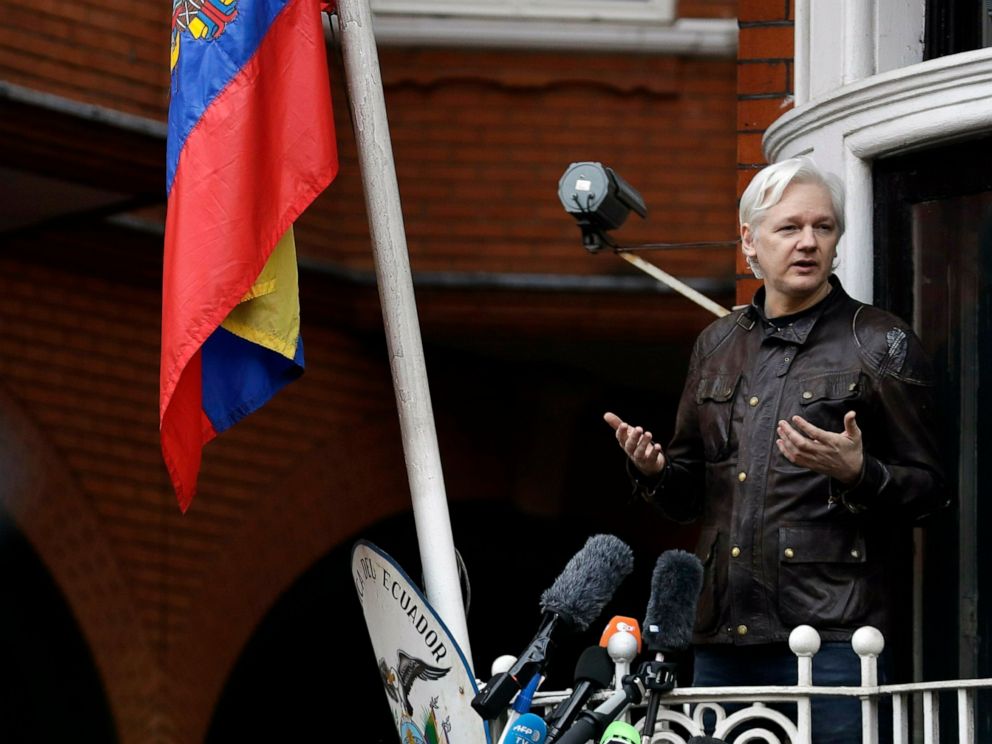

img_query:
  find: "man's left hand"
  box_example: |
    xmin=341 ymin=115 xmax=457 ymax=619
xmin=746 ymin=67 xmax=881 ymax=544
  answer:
xmin=776 ymin=410 xmax=864 ymax=485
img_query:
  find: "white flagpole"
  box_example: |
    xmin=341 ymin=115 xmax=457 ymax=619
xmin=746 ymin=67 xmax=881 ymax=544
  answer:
xmin=333 ymin=0 xmax=473 ymax=667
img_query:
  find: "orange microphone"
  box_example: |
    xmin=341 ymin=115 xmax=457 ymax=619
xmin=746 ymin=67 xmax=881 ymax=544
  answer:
xmin=599 ymin=616 xmax=642 ymax=654
xmin=600 ymin=616 xmax=642 ymax=692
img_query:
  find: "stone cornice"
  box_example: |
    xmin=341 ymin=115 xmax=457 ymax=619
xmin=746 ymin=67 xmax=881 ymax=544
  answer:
xmin=369 ymin=16 xmax=738 ymax=55
xmin=765 ymin=47 xmax=992 ymax=161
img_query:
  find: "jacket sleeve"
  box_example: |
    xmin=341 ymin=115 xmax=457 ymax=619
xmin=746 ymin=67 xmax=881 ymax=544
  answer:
xmin=629 ymin=338 xmax=706 ymax=523
xmin=831 ymin=318 xmax=948 ymax=522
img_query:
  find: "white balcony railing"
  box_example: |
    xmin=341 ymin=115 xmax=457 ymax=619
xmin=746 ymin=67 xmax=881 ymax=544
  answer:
xmin=518 ymin=626 xmax=992 ymax=744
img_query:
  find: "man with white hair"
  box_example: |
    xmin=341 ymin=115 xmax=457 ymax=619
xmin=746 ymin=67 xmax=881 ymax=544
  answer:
xmin=605 ymin=158 xmax=946 ymax=743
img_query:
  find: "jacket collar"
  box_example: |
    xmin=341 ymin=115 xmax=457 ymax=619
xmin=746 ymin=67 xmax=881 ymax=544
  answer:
xmin=746 ymin=275 xmax=847 ymax=346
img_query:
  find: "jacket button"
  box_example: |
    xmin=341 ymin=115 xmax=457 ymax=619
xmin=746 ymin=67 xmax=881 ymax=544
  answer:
xmin=731 ymin=546 xmax=741 ymax=558
xmin=749 ymin=396 xmax=759 ymax=407
xmin=802 ymin=391 xmax=813 ymax=400
xmin=784 ymin=548 xmax=795 ymax=559
xmin=736 ymin=624 xmax=748 ymax=636
xmin=850 ymin=549 xmax=861 ymax=559
xmin=738 ymin=471 xmax=747 ymax=482
xmin=849 ymin=382 xmax=857 ymax=392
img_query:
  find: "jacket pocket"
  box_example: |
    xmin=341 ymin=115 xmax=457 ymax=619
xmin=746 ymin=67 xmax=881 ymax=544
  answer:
xmin=695 ymin=373 xmax=740 ymax=462
xmin=797 ymin=370 xmax=862 ymax=430
xmin=777 ymin=524 xmax=868 ymax=628
xmin=693 ymin=528 xmax=722 ymax=634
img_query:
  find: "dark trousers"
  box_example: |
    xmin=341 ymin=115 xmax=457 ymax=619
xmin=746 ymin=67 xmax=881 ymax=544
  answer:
xmin=692 ymin=643 xmax=891 ymax=744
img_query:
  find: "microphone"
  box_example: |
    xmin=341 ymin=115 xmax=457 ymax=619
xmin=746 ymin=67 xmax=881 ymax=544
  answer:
xmin=552 ymin=673 xmax=645 ymax=744
xmin=504 ymin=712 xmax=548 ymax=744
xmin=599 ymin=616 xmax=642 ymax=690
xmin=472 ymin=535 xmax=635 ymax=720
xmin=640 ymin=550 xmax=704 ymax=743
xmin=599 ymin=721 xmax=640 ymax=744
xmin=642 ymin=550 xmax=702 ymax=654
xmin=544 ymin=646 xmax=614 ymax=743
xmin=496 ymin=673 xmax=543 ymax=744
xmin=598 ymin=616 xmax=642 ymax=654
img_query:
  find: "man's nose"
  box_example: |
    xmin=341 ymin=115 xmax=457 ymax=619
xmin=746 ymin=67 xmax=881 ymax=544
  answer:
xmin=796 ymin=225 xmax=817 ymax=249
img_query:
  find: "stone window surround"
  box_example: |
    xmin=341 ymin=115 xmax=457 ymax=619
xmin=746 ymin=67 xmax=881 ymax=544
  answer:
xmin=764 ymin=46 xmax=992 ymax=303
xmin=363 ymin=0 xmax=737 ymax=54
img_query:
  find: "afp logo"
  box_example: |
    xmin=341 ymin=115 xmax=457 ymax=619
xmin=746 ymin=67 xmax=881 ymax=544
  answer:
xmin=509 ymin=713 xmax=547 ymax=743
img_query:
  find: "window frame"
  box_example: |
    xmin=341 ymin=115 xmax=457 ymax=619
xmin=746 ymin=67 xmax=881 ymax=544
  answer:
xmin=369 ymin=0 xmax=676 ymax=24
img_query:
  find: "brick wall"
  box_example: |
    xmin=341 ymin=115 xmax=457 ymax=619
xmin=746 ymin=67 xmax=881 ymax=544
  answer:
xmin=736 ymin=0 xmax=795 ymax=304
xmin=0 ymin=2 xmax=739 ymax=284
xmin=0 ymin=229 xmax=423 ymax=741
xmin=303 ymin=46 xmax=739 ymax=283
xmin=0 ymin=0 xmax=170 ymax=118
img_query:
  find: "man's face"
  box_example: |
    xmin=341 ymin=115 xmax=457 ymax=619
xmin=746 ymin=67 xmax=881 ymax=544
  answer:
xmin=741 ymin=181 xmax=839 ymax=311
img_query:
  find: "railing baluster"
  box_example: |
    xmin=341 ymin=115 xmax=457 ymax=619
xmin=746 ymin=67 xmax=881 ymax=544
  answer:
xmin=853 ymin=627 xmax=883 ymax=744
xmin=891 ymin=693 xmax=909 ymax=744
xmin=790 ymin=625 xmax=819 ymax=744
xmin=922 ymin=690 xmax=939 ymax=744
xmin=957 ymin=688 xmax=975 ymax=744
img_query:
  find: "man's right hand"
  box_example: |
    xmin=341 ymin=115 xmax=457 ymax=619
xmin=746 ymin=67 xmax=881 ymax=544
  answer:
xmin=603 ymin=411 xmax=666 ymax=476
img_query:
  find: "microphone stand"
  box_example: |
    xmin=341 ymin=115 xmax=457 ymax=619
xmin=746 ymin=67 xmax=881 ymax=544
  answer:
xmin=638 ymin=654 xmax=678 ymax=744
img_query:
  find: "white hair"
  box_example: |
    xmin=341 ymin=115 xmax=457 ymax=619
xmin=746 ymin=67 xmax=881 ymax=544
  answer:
xmin=739 ymin=158 xmax=845 ymax=278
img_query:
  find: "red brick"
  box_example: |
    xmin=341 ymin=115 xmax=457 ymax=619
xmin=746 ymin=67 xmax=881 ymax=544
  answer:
xmin=737 ymin=166 xmax=763 ymax=196
xmin=737 ymin=96 xmax=792 ymax=131
xmin=736 ymin=249 xmax=750 ymax=274
xmin=738 ymin=25 xmax=795 ymax=60
xmin=737 ymin=276 xmax=764 ymax=305
xmin=678 ymin=0 xmax=737 ymax=18
xmin=738 ymin=132 xmax=767 ymax=165
xmin=738 ymin=61 xmax=789 ymax=95
xmin=739 ymin=0 xmax=790 ymax=22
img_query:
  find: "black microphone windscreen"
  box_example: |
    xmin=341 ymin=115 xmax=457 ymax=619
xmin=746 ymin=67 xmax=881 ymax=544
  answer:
xmin=540 ymin=535 xmax=634 ymax=631
xmin=643 ymin=549 xmax=703 ymax=652
xmin=574 ymin=645 xmax=614 ymax=687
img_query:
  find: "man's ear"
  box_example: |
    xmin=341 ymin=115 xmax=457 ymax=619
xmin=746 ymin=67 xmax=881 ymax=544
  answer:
xmin=741 ymin=223 xmax=757 ymax=259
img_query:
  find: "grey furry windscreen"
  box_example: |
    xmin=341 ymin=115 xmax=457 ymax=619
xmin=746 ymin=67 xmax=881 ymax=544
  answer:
xmin=643 ymin=549 xmax=704 ymax=651
xmin=540 ymin=534 xmax=634 ymax=631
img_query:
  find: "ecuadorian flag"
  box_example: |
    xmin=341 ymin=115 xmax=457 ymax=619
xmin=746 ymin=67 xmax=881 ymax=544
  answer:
xmin=161 ymin=0 xmax=338 ymax=511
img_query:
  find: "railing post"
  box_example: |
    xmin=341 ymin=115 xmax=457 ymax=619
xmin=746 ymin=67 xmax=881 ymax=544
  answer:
xmin=922 ymin=690 xmax=939 ymax=743
xmin=957 ymin=688 xmax=975 ymax=744
xmin=891 ymin=693 xmax=909 ymax=744
xmin=790 ymin=625 xmax=821 ymax=744
xmin=852 ymin=626 xmax=884 ymax=744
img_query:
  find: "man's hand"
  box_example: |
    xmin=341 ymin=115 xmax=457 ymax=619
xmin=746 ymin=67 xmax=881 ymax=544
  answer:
xmin=776 ymin=410 xmax=864 ymax=485
xmin=604 ymin=411 xmax=666 ymax=477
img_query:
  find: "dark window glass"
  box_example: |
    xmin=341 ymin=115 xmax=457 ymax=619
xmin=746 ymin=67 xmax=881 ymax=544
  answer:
xmin=924 ymin=0 xmax=988 ymax=59
xmin=874 ymin=135 xmax=992 ymax=736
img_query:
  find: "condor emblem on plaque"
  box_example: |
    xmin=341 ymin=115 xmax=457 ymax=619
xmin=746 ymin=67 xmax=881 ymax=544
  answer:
xmin=352 ymin=540 xmax=490 ymax=744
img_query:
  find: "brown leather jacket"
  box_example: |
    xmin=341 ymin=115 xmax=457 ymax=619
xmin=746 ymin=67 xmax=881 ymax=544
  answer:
xmin=634 ymin=278 xmax=946 ymax=645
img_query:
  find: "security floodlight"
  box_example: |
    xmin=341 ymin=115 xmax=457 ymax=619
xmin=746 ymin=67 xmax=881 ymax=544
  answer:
xmin=558 ymin=161 xmax=647 ymax=252
xmin=557 ymin=160 xmax=734 ymax=318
